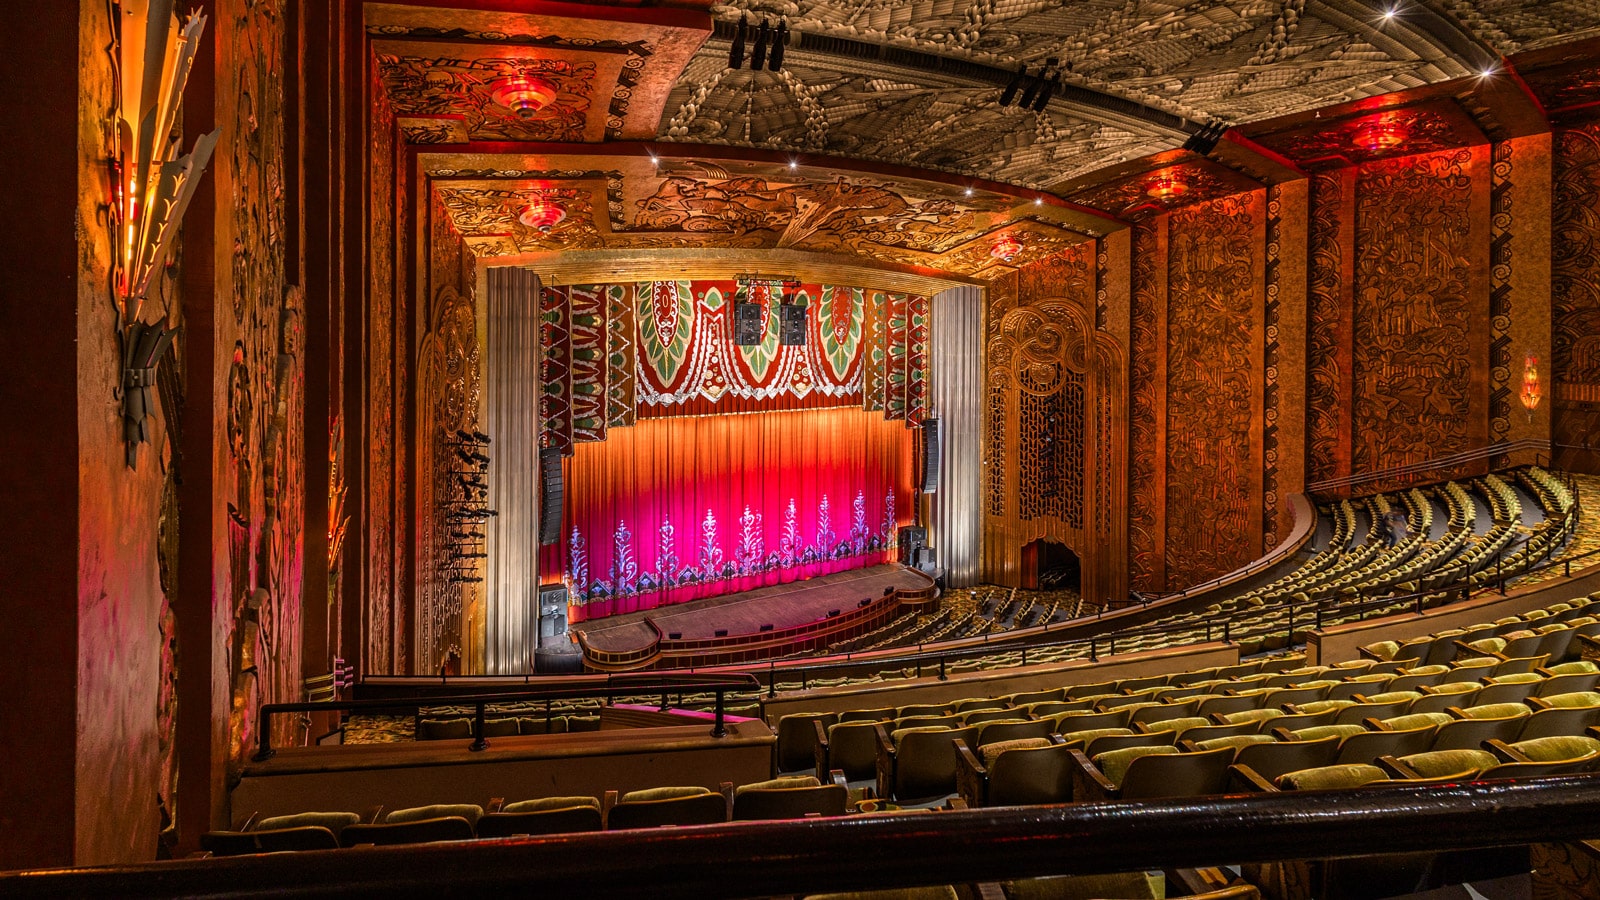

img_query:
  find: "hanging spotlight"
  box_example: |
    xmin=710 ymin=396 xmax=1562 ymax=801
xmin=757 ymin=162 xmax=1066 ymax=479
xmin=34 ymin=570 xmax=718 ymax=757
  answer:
xmin=490 ymin=76 xmax=558 ymax=120
xmin=999 ymin=67 xmax=1026 ymax=107
xmin=751 ymin=18 xmax=771 ymax=70
xmin=769 ymin=19 xmax=788 ymax=71
xmin=728 ymin=13 xmax=747 ymax=70
xmin=1018 ymin=67 xmax=1045 ymax=109
xmin=1031 ymin=63 xmax=1063 ymax=112
xmin=518 ymin=197 xmax=566 ymax=233
xmin=1181 ymin=121 xmax=1227 ymax=155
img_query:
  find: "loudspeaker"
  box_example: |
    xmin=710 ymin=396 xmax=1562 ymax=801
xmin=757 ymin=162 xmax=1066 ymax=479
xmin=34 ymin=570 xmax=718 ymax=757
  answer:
xmin=537 ymin=584 xmax=568 ymax=640
xmin=897 ymin=525 xmax=927 ymax=565
xmin=734 ymin=301 xmax=764 ymax=345
xmin=914 ymin=546 xmax=937 ymax=571
xmin=539 ymin=448 xmax=563 ymax=545
xmin=779 ymin=303 xmax=806 ymax=346
xmin=919 ymin=418 xmax=941 ymax=494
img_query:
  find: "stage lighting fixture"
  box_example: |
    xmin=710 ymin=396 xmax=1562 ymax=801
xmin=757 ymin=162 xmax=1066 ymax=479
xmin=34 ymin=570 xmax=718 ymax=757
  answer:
xmin=999 ymin=67 xmax=1025 ymax=107
xmin=760 ymin=624 xmax=774 ymax=632
xmin=751 ymin=18 xmax=771 ymax=69
xmin=1030 ymin=64 xmax=1062 ymax=112
xmin=490 ymin=76 xmax=558 ymax=119
xmin=715 ymin=629 xmax=730 ymax=637
xmin=728 ymin=13 xmax=747 ymax=69
xmin=1181 ymin=121 xmax=1227 ymax=155
xmin=769 ymin=20 xmax=788 ymax=70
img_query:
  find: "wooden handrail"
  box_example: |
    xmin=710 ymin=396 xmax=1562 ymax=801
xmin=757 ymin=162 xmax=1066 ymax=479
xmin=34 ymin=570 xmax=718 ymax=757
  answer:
xmin=9 ymin=775 xmax=1600 ymax=897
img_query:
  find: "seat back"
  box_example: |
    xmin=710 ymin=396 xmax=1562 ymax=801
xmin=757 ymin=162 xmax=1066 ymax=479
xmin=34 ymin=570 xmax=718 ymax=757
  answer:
xmin=1082 ymin=730 xmax=1176 ymax=759
xmin=476 ymin=805 xmax=603 ymax=837
xmin=1336 ymin=727 xmax=1435 ymax=766
xmin=1472 ymin=679 xmax=1540 ymax=706
xmin=606 ymin=793 xmax=728 ymax=830
xmin=977 ymin=718 xmax=1054 ymax=747
xmin=1051 ymin=708 xmax=1132 ymax=733
xmin=777 ymin=713 xmax=836 ymax=774
xmin=339 ymin=817 xmax=475 ymax=847
xmin=732 ymin=784 xmax=849 ymax=821
xmin=893 ymin=726 xmax=980 ymax=801
xmin=1335 ymin=698 xmax=1414 ymax=725
xmin=1233 ymin=736 xmax=1342 ymax=783
xmin=1130 ymin=699 xmax=1202 ymax=727
xmin=1118 ymin=747 xmax=1235 ymax=800
xmin=1196 ymin=695 xmax=1263 ymax=717
xmin=988 ymin=744 xmax=1076 ymax=807
xmin=838 ymin=706 xmax=897 ymax=724
xmin=1519 ymin=705 xmax=1600 ymax=741
xmin=826 ymin=721 xmax=885 ymax=781
xmin=964 ymin=708 xmax=1025 ymax=727
xmin=1432 ymin=714 xmax=1527 ymax=752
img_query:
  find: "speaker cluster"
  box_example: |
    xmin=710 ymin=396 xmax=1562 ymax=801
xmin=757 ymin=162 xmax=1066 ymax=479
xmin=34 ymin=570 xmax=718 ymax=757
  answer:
xmin=443 ymin=429 xmax=495 ymax=585
xmin=733 ymin=273 xmax=805 ymax=347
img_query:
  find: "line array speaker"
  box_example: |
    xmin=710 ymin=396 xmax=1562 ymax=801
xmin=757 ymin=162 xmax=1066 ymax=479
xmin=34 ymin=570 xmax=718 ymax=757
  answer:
xmin=734 ymin=301 xmax=764 ymax=345
xmin=779 ymin=302 xmax=806 ymax=346
xmin=539 ymin=448 xmax=563 ymax=545
xmin=537 ymin=584 xmax=568 ymax=639
xmin=920 ymin=417 xmax=941 ymax=494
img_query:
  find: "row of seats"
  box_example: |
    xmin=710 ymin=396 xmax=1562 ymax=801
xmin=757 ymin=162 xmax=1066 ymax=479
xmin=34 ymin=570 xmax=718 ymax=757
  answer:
xmin=203 ymin=773 xmax=873 ymax=855
xmin=1361 ymin=592 xmax=1600 ymax=665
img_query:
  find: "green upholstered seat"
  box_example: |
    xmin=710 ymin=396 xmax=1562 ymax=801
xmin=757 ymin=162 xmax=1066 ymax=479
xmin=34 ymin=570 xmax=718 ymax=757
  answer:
xmin=1092 ymin=744 xmax=1179 ymax=787
xmin=1278 ymin=764 xmax=1387 ymax=791
xmin=502 ymin=795 xmax=601 ymax=813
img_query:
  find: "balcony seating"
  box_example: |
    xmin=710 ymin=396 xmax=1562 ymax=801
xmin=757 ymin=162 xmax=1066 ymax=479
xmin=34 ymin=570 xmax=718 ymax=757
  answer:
xmin=955 ymin=737 xmax=1074 ymax=808
xmin=731 ymin=773 xmax=850 ymax=821
xmin=603 ymin=786 xmax=730 ymax=829
xmin=1068 ymin=745 xmax=1234 ymax=802
xmin=476 ymin=796 xmax=603 ymax=837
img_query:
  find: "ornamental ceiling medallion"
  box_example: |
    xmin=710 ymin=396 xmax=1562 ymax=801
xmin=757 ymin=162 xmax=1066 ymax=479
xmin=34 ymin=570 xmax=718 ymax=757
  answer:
xmin=1245 ymin=99 xmax=1486 ymax=171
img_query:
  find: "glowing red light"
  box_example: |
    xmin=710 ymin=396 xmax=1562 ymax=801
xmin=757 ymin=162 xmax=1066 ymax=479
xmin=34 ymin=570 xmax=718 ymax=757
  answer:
xmin=1353 ymin=119 xmax=1407 ymax=152
xmin=1146 ymin=175 xmax=1189 ymax=201
xmin=518 ymin=198 xmax=567 ymax=232
xmin=490 ymin=76 xmax=558 ymax=119
xmin=991 ymin=234 xmax=1023 ymax=262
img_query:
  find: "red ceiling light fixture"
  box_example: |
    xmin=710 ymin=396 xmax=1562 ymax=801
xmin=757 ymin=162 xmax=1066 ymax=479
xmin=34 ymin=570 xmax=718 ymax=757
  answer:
xmin=1353 ymin=117 xmax=1407 ymax=152
xmin=991 ymin=234 xmax=1023 ymax=262
xmin=1146 ymin=174 xmax=1189 ymax=202
xmin=490 ymin=75 xmax=558 ymax=119
xmin=518 ymin=196 xmax=567 ymax=233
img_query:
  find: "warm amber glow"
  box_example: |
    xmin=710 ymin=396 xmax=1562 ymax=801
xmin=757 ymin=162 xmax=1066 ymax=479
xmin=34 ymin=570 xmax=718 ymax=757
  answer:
xmin=1521 ymin=354 xmax=1542 ymax=417
xmin=990 ymin=234 xmax=1023 ymax=262
xmin=490 ymin=76 xmax=558 ymax=119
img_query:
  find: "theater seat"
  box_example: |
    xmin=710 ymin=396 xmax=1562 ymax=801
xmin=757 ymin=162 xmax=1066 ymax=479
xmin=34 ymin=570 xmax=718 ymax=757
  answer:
xmin=477 ymin=796 xmax=602 ymax=837
xmin=604 ymin=785 xmax=730 ymax=830
xmin=732 ymin=774 xmax=849 ymax=821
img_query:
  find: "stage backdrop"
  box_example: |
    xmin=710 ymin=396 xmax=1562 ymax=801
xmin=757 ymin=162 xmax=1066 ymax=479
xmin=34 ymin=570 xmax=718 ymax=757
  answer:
xmin=538 ymin=278 xmax=928 ymax=621
xmin=548 ymin=407 xmax=915 ymax=620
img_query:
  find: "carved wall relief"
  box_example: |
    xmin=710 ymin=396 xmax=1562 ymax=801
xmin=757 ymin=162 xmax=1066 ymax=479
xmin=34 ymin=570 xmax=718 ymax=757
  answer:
xmin=367 ymin=62 xmax=397 ymax=675
xmin=1553 ymin=120 xmax=1600 ymax=471
xmin=1127 ymin=220 xmax=1163 ymax=591
xmin=1306 ymin=172 xmax=1349 ymax=485
xmin=1164 ymin=194 xmax=1264 ymax=586
xmin=1352 ymin=149 xmax=1481 ymax=474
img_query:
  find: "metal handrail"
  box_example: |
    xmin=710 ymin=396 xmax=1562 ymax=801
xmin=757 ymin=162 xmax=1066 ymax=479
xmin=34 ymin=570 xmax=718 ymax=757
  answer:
xmin=252 ymin=673 xmax=760 ymax=760
xmin=1307 ymin=439 xmax=1549 ymax=497
xmin=9 ymin=774 xmax=1600 ymax=898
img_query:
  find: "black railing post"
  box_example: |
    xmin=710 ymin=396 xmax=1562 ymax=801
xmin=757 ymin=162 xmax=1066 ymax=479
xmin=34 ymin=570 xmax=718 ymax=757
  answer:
xmin=711 ymin=690 xmax=727 ymax=738
xmin=1089 ymin=639 xmax=1097 ymax=661
xmin=254 ymin=706 xmax=275 ymax=761
xmin=469 ymin=702 xmax=489 ymax=752
xmin=767 ymin=662 xmax=777 ymax=697
xmin=1223 ymin=621 xmax=1231 ymax=644
xmin=938 ymin=656 xmax=947 ymax=681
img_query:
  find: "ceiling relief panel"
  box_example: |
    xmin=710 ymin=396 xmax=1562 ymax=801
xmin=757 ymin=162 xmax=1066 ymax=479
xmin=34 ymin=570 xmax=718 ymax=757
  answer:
xmin=1064 ymin=157 xmax=1264 ymax=221
xmin=1434 ymin=0 xmax=1600 ymax=54
xmin=366 ymin=2 xmax=712 ymax=141
xmin=658 ymin=53 xmax=1175 ymax=189
xmin=703 ymin=0 xmax=1477 ymax=125
xmin=374 ymin=43 xmax=620 ymax=142
xmin=421 ymin=151 xmax=1109 ymax=278
xmin=1245 ymin=99 xmax=1488 ymax=171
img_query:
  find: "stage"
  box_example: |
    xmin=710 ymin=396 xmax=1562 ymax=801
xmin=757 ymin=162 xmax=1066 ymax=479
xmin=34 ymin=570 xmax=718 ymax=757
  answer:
xmin=573 ymin=564 xmax=930 ymax=655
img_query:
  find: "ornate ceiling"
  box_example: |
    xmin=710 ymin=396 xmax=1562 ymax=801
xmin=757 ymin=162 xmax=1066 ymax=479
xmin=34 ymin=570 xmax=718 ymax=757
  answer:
xmin=367 ymin=0 xmax=1600 ymax=280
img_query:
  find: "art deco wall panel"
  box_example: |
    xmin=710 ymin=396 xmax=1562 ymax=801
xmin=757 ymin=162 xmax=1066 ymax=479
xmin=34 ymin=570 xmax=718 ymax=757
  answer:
xmin=1351 ymin=148 xmax=1489 ymax=476
xmin=1164 ymin=194 xmax=1266 ymax=587
xmin=1553 ymin=119 xmax=1600 ymax=473
xmin=930 ymin=285 xmax=983 ymax=587
xmin=982 ymin=243 xmax=1127 ymax=606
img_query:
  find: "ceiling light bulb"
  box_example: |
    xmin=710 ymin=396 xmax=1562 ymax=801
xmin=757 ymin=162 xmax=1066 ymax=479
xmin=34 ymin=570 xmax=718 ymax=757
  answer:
xmin=1480 ymin=66 xmax=1497 ymax=77
xmin=1034 ymin=196 xmax=1043 ymax=205
xmin=789 ymin=159 xmax=798 ymax=170
xmin=964 ymin=187 xmax=973 ymax=197
xmin=1382 ymin=7 xmax=1396 ymax=19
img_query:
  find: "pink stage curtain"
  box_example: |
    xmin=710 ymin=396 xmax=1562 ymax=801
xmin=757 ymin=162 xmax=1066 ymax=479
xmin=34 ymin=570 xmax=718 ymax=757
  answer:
xmin=548 ymin=407 xmax=916 ymax=622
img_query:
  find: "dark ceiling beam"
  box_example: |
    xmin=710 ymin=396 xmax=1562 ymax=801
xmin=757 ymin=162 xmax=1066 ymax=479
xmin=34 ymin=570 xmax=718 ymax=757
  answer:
xmin=708 ymin=16 xmax=1205 ymax=139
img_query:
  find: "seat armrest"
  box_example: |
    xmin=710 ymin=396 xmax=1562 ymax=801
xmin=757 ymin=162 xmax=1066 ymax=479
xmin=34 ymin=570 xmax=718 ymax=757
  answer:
xmin=363 ymin=805 xmax=385 ymax=825
xmin=1375 ymin=755 xmax=1419 ymax=778
xmin=955 ymin=741 xmax=987 ymax=808
xmin=1362 ymin=717 xmax=1387 ymax=731
xmin=1269 ymin=727 xmax=1297 ymax=742
xmin=813 ymin=719 xmax=831 ymax=781
xmin=874 ymin=723 xmax=896 ymax=802
xmin=1228 ymin=763 xmax=1277 ymax=793
xmin=230 ymin=810 xmax=260 ymax=831
xmin=486 ymin=797 xmax=505 ymax=814
xmin=1483 ymin=738 xmax=1523 ymax=763
xmin=719 ymin=781 xmax=734 ymax=816
xmin=1067 ymin=748 xmax=1119 ymax=802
